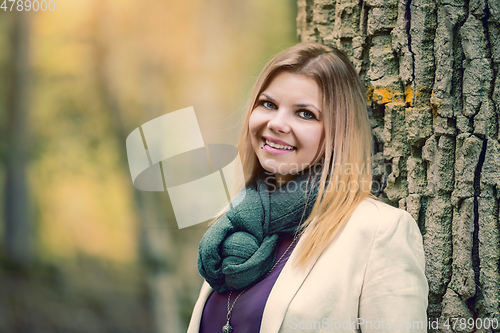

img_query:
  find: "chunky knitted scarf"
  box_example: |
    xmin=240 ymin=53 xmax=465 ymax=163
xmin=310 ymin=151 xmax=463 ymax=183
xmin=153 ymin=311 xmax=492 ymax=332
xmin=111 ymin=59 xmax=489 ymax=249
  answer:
xmin=197 ymin=173 xmax=319 ymax=292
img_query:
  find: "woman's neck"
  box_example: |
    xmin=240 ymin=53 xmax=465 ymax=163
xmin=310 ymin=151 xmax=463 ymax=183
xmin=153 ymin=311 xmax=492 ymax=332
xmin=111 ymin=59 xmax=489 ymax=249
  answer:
xmin=274 ymin=173 xmax=299 ymax=188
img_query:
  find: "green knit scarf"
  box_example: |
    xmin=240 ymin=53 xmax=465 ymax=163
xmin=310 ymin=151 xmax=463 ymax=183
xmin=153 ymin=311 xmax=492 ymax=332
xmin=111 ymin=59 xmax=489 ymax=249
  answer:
xmin=197 ymin=173 xmax=319 ymax=292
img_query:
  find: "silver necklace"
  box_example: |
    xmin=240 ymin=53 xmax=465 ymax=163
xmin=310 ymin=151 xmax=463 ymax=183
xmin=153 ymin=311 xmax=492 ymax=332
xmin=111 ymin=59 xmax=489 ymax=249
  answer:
xmin=222 ymin=236 xmax=298 ymax=333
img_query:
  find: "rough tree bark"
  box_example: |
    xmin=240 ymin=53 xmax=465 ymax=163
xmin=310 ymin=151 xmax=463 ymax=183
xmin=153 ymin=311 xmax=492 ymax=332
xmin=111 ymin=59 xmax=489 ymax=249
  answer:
xmin=297 ymin=0 xmax=499 ymax=331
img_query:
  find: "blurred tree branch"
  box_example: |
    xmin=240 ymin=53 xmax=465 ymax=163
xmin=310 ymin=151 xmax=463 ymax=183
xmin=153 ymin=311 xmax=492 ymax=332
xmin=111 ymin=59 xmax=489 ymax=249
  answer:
xmin=3 ymin=11 xmax=33 ymax=268
xmin=90 ymin=1 xmax=182 ymax=331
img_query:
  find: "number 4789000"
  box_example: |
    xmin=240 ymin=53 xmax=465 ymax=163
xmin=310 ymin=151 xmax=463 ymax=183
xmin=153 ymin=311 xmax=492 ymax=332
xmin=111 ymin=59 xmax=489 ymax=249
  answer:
xmin=1 ymin=0 xmax=55 ymax=11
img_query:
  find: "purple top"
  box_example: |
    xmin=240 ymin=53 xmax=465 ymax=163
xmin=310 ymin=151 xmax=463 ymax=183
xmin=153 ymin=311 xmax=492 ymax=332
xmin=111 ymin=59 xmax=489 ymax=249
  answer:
xmin=199 ymin=235 xmax=296 ymax=333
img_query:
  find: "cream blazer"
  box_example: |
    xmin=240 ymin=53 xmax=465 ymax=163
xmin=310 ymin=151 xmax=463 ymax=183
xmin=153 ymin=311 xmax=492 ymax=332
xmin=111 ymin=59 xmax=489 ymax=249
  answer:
xmin=188 ymin=198 xmax=428 ymax=332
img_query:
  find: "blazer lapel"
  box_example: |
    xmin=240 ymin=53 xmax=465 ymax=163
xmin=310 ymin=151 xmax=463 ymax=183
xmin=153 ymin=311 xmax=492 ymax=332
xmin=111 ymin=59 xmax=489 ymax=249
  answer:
xmin=187 ymin=281 xmax=213 ymax=333
xmin=259 ymin=235 xmax=320 ymax=333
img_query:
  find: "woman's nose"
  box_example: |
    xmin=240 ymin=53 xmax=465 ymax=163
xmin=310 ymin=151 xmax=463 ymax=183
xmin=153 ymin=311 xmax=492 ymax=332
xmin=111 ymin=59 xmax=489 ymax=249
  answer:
xmin=267 ymin=109 xmax=291 ymax=133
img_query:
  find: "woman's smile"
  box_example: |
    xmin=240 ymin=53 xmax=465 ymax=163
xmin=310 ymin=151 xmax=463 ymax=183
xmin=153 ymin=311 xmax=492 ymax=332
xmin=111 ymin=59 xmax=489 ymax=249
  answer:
xmin=262 ymin=136 xmax=296 ymax=154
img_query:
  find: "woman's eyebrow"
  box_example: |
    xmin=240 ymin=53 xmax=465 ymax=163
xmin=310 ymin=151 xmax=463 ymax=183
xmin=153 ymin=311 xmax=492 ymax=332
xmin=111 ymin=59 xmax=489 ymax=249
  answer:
xmin=259 ymin=93 xmax=276 ymax=102
xmin=296 ymin=103 xmax=322 ymax=113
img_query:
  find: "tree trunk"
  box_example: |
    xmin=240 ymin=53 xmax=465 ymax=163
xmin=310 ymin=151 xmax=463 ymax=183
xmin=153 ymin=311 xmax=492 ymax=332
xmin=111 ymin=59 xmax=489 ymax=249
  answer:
xmin=3 ymin=11 xmax=33 ymax=268
xmin=297 ymin=0 xmax=500 ymax=330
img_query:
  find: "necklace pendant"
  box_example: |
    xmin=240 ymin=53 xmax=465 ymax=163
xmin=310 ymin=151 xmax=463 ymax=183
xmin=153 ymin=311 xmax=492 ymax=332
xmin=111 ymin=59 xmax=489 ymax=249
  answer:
xmin=222 ymin=323 xmax=233 ymax=333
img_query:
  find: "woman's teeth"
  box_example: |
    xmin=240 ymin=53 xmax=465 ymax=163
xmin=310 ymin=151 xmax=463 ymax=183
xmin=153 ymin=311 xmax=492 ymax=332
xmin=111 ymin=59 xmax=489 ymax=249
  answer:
xmin=265 ymin=139 xmax=295 ymax=150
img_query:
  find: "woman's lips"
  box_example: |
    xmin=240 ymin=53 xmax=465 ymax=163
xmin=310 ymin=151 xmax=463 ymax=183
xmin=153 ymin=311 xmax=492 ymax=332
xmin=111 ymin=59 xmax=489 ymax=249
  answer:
xmin=262 ymin=137 xmax=296 ymax=155
xmin=262 ymin=136 xmax=294 ymax=147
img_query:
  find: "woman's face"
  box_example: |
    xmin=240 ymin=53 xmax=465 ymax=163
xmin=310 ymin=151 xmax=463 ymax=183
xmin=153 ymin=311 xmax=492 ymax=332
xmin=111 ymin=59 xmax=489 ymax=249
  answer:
xmin=249 ymin=71 xmax=324 ymax=185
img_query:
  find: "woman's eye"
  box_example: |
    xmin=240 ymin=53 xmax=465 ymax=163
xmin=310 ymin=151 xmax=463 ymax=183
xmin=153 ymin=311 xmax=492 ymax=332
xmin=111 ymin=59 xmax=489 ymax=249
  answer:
xmin=298 ymin=110 xmax=316 ymax=120
xmin=260 ymin=100 xmax=276 ymax=109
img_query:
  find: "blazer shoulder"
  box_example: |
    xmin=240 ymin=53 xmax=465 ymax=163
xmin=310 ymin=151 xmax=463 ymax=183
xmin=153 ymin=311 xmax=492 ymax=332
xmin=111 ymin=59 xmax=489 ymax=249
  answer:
xmin=348 ymin=198 xmax=420 ymax=237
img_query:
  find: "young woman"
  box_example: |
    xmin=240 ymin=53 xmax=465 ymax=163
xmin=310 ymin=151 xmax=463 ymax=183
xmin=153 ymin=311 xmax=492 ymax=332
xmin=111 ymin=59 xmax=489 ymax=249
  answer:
xmin=188 ymin=43 xmax=428 ymax=332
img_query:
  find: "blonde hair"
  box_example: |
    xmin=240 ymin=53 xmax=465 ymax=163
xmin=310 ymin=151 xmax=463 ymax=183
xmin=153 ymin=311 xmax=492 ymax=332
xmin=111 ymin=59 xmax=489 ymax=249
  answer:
xmin=236 ymin=42 xmax=373 ymax=267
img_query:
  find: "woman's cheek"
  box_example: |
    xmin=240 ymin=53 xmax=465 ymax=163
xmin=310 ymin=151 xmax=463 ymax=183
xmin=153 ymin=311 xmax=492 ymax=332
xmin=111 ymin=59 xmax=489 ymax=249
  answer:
xmin=248 ymin=111 xmax=264 ymax=135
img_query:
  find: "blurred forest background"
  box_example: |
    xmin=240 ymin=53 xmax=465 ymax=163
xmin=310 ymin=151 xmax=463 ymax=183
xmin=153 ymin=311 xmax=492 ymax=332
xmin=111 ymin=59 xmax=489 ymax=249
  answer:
xmin=0 ymin=0 xmax=297 ymax=332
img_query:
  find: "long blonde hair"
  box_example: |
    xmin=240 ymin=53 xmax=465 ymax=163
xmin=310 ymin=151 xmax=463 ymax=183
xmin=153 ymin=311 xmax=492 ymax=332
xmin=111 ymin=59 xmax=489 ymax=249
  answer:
xmin=236 ymin=42 xmax=372 ymax=267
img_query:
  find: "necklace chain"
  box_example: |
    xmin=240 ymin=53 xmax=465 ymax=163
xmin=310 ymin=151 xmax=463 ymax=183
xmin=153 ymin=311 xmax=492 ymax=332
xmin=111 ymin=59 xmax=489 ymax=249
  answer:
xmin=223 ymin=235 xmax=298 ymax=332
